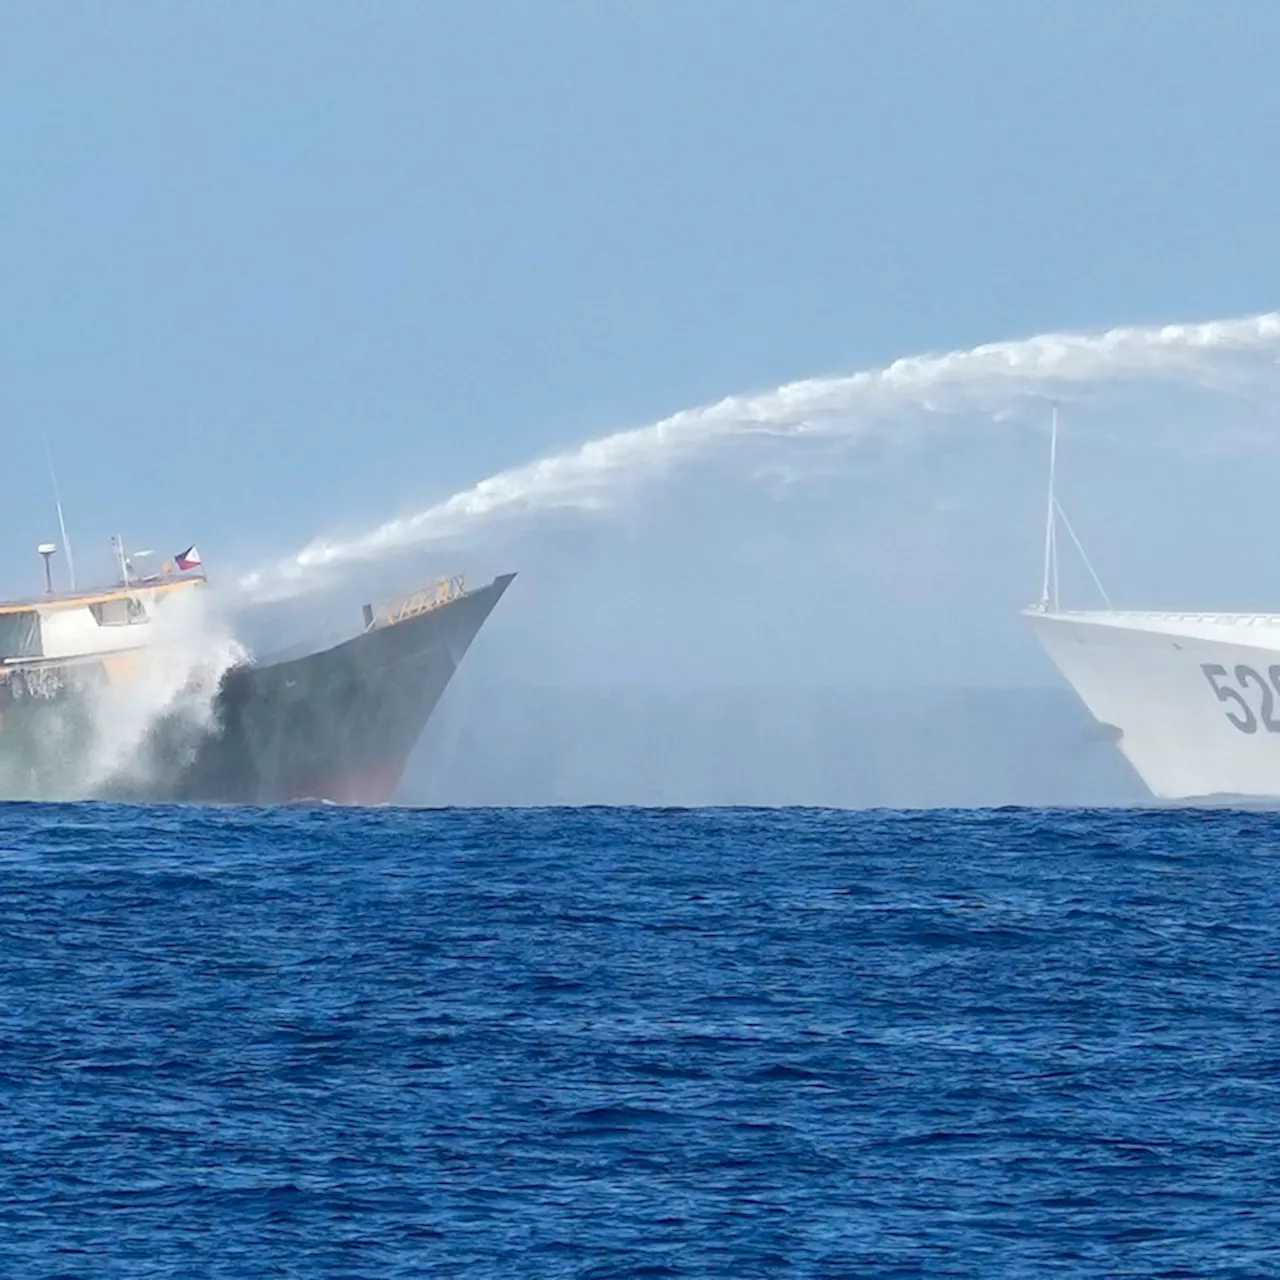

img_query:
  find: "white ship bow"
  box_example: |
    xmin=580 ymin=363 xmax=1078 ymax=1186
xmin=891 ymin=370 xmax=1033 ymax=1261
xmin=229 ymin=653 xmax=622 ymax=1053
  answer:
xmin=1023 ymin=406 xmax=1280 ymax=801
xmin=1027 ymin=607 xmax=1280 ymax=800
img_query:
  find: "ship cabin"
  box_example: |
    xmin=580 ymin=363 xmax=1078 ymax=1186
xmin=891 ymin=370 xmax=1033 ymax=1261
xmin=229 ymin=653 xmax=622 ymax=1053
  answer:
xmin=0 ymin=544 xmax=207 ymax=674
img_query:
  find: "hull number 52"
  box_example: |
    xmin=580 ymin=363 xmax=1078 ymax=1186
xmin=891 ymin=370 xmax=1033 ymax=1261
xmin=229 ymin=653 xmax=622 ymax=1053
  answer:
xmin=1201 ymin=663 xmax=1280 ymax=734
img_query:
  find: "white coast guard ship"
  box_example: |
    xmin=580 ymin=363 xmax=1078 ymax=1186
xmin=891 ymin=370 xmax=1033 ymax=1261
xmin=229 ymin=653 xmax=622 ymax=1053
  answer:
xmin=1024 ymin=410 xmax=1280 ymax=802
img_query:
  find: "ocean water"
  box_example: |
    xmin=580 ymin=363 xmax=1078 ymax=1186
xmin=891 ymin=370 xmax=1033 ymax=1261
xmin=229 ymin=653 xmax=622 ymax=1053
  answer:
xmin=0 ymin=805 xmax=1276 ymax=1277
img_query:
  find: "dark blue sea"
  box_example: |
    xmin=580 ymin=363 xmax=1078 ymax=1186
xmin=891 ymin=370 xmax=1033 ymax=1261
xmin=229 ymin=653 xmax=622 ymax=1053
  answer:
xmin=1 ymin=805 xmax=1277 ymax=1277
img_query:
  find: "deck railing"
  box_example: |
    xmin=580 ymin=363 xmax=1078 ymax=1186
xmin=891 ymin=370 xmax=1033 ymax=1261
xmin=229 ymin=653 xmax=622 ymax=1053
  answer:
xmin=367 ymin=575 xmax=466 ymax=629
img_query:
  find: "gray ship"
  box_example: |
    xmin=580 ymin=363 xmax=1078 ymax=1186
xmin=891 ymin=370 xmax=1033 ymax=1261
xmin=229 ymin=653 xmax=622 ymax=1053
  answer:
xmin=0 ymin=544 xmax=513 ymax=803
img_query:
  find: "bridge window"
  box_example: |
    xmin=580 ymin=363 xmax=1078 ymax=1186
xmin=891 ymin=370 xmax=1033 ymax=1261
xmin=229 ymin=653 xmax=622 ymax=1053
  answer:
xmin=90 ymin=597 xmax=148 ymax=626
xmin=0 ymin=611 xmax=41 ymax=659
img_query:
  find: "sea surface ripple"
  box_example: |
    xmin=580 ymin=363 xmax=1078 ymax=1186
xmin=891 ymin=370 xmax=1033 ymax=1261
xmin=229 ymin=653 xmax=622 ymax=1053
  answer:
xmin=0 ymin=804 xmax=1276 ymax=1277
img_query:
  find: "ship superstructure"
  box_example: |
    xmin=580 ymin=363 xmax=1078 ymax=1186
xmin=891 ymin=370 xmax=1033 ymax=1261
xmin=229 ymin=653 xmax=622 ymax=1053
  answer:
xmin=0 ymin=573 xmax=207 ymax=673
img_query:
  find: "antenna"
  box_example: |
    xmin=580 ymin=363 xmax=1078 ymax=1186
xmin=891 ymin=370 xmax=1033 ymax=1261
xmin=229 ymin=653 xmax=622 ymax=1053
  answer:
xmin=1039 ymin=404 xmax=1060 ymax=612
xmin=112 ymin=534 xmax=130 ymax=586
xmin=1034 ymin=404 xmax=1112 ymax=614
xmin=37 ymin=544 xmax=57 ymax=594
xmin=42 ymin=431 xmax=76 ymax=591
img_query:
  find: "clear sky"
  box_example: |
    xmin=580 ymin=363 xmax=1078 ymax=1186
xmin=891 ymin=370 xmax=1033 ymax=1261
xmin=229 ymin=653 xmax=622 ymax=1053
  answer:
xmin=5 ymin=2 xmax=1280 ymax=683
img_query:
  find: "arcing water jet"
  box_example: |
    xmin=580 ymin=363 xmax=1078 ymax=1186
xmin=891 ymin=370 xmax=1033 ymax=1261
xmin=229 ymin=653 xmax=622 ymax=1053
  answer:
xmin=237 ymin=311 xmax=1280 ymax=603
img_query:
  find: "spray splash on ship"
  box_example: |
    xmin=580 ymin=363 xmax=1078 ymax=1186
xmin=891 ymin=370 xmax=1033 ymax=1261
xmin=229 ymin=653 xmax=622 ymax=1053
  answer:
xmin=0 ymin=538 xmax=513 ymax=804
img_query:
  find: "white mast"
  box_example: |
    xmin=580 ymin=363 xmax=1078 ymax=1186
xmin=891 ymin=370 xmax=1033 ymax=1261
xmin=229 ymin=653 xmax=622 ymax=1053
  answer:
xmin=42 ymin=431 xmax=76 ymax=590
xmin=113 ymin=534 xmax=130 ymax=586
xmin=1039 ymin=404 xmax=1059 ymax=612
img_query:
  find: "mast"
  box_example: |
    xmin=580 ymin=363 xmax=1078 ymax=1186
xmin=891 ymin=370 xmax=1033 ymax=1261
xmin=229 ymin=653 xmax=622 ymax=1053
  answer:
xmin=113 ymin=534 xmax=130 ymax=586
xmin=1039 ymin=404 xmax=1059 ymax=612
xmin=42 ymin=432 xmax=75 ymax=590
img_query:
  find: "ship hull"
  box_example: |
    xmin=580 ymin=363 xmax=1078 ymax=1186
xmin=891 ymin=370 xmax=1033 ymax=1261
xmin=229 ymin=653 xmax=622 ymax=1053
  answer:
xmin=0 ymin=574 xmax=514 ymax=805
xmin=1026 ymin=607 xmax=1280 ymax=800
xmin=143 ymin=573 xmax=514 ymax=804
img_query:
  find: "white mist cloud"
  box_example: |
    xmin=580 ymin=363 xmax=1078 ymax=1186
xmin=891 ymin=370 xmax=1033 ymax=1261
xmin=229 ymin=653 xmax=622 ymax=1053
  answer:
xmin=236 ymin=311 xmax=1280 ymax=602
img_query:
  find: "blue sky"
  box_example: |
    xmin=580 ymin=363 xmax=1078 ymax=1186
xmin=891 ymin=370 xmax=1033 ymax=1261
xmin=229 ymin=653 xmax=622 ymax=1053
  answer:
xmin=4 ymin=1 xmax=1280 ymax=674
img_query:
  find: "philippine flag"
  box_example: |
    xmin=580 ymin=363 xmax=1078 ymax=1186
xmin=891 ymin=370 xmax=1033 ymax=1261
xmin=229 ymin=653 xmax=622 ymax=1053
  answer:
xmin=175 ymin=545 xmax=202 ymax=572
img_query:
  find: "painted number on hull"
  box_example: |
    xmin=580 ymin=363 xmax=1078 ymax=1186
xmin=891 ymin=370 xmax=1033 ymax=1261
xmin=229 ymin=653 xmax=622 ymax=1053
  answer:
xmin=1201 ymin=663 xmax=1280 ymax=734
